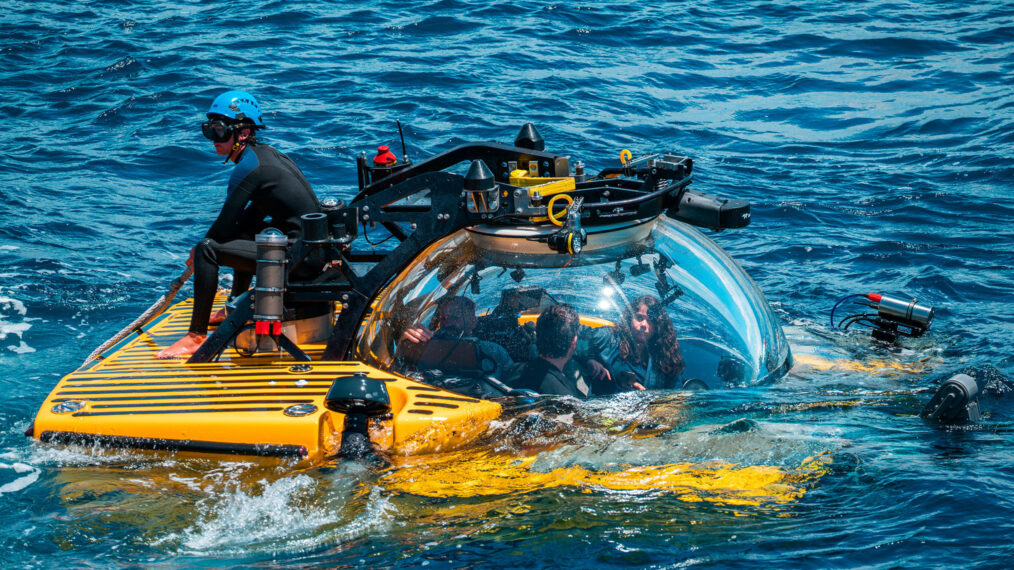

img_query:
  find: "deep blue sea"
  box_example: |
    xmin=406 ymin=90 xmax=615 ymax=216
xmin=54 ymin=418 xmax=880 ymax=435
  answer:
xmin=2 ymin=1 xmax=1013 ymax=567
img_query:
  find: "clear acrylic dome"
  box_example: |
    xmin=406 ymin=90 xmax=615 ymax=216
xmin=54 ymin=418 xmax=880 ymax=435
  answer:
xmin=354 ymin=216 xmax=791 ymax=389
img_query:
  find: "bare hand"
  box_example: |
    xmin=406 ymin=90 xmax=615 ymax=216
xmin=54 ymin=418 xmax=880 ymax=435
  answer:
xmin=401 ymin=326 xmax=434 ymax=344
xmin=584 ymin=358 xmax=611 ymax=384
xmin=617 ymin=371 xmax=643 ymax=391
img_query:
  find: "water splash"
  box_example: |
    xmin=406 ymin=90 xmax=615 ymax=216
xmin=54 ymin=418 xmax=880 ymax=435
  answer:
xmin=165 ymin=463 xmax=397 ymax=556
xmin=0 ymin=461 xmax=40 ymax=496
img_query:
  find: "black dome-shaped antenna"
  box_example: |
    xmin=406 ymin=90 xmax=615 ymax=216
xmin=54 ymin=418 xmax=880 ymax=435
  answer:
xmin=514 ymin=122 xmax=545 ymax=151
xmin=464 ymin=159 xmax=496 ymax=191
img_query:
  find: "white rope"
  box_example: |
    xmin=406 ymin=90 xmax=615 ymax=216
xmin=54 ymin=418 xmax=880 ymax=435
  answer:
xmin=85 ymin=266 xmax=193 ymax=363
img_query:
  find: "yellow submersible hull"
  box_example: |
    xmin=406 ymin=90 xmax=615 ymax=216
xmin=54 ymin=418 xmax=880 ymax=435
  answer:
xmin=30 ymin=131 xmax=818 ymax=488
xmin=29 ymin=296 xmax=501 ymax=463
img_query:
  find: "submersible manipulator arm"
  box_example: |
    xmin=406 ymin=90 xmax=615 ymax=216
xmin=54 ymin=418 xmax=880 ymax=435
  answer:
xmin=187 ymin=125 xmax=750 ymax=364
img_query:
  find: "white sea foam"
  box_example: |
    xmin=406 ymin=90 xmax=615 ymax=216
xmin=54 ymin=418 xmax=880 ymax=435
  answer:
xmin=179 ymin=474 xmax=337 ymax=552
xmin=0 ymin=296 xmax=27 ymax=316
xmin=0 ymin=462 xmax=41 ymax=496
xmin=7 ymin=340 xmax=35 ymax=354
xmin=167 ymin=467 xmax=395 ymax=556
xmin=0 ymin=293 xmax=34 ymax=352
xmin=0 ymin=321 xmax=30 ymax=339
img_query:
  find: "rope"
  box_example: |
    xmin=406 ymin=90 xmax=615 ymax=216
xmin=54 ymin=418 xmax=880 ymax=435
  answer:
xmin=84 ymin=266 xmax=194 ymax=363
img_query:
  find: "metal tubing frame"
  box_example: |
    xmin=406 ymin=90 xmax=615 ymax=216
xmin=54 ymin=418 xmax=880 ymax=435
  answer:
xmin=189 ymin=142 xmax=703 ymax=363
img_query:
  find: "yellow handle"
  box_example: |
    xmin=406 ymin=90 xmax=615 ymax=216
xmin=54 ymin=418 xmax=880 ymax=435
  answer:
xmin=620 ymin=149 xmax=632 ymax=165
xmin=547 ymin=194 xmax=573 ymax=226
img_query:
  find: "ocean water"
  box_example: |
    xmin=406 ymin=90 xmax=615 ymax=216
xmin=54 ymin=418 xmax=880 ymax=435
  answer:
xmin=2 ymin=0 xmax=1013 ymax=567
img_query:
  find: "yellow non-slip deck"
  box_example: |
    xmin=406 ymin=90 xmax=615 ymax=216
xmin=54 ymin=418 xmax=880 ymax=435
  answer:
xmin=32 ymin=296 xmax=501 ymax=462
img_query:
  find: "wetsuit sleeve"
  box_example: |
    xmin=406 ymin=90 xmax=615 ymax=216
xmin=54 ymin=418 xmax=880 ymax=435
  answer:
xmin=491 ymin=344 xmax=514 ymax=378
xmin=205 ymin=168 xmax=260 ymax=242
xmin=579 ymin=357 xmax=610 ymax=384
xmin=503 ymin=361 xmax=525 ymax=389
xmin=578 ymin=326 xmax=613 ymax=361
xmin=235 ymin=204 xmax=268 ymax=239
xmin=478 ymin=341 xmax=514 ymax=378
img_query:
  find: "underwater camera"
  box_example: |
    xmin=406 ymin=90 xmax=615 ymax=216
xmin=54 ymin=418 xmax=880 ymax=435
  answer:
xmin=830 ymin=292 xmax=935 ymax=343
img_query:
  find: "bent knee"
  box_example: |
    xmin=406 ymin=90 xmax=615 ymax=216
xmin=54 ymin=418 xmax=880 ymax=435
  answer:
xmin=194 ymin=238 xmax=220 ymax=265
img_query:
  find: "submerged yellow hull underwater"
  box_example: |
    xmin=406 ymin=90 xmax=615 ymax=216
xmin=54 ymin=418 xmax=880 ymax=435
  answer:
xmin=386 ymin=450 xmax=833 ymax=507
xmin=30 ymin=295 xmax=501 ymax=463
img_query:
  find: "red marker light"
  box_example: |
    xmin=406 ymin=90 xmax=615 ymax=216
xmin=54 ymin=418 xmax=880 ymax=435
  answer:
xmin=373 ymin=145 xmax=396 ymax=166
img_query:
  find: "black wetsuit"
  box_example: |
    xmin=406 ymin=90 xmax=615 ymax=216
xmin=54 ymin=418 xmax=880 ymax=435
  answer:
xmin=189 ymin=143 xmax=321 ymax=335
xmin=507 ymin=358 xmax=593 ymax=398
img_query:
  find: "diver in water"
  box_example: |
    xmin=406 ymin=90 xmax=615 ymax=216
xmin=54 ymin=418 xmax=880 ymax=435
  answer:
xmin=507 ymin=304 xmax=608 ymax=398
xmin=582 ymin=295 xmax=684 ymax=391
xmin=398 ymin=296 xmax=514 ymax=378
xmin=157 ymin=91 xmax=322 ymax=359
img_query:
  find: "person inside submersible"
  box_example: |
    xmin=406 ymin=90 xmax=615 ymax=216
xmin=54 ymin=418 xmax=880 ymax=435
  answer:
xmin=505 ymin=304 xmax=611 ymax=398
xmin=580 ymin=294 xmax=685 ymax=392
xmin=397 ymin=296 xmax=515 ymax=378
xmin=157 ymin=91 xmax=322 ymax=359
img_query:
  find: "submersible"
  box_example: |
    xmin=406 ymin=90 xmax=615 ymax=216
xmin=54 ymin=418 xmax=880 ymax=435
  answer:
xmin=29 ymin=123 xmax=791 ymax=461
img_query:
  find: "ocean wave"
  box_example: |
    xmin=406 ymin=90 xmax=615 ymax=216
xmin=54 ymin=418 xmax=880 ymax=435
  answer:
xmin=0 ymin=294 xmax=34 ymax=354
xmin=1 ymin=0 xmax=1013 ymax=566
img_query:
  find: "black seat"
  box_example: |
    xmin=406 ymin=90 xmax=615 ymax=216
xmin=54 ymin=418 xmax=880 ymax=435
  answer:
xmin=413 ymin=337 xmax=481 ymax=373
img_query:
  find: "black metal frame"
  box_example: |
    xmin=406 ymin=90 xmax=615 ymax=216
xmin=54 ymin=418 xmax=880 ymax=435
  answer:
xmin=188 ymin=139 xmax=745 ymax=364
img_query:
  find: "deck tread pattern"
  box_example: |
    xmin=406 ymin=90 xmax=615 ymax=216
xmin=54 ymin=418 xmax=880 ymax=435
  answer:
xmin=34 ymin=294 xmax=502 ymax=456
xmin=52 ymin=296 xmax=397 ymax=414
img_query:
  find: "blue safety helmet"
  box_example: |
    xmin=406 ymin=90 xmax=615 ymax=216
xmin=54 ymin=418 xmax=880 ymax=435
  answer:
xmin=207 ymin=90 xmax=265 ymax=127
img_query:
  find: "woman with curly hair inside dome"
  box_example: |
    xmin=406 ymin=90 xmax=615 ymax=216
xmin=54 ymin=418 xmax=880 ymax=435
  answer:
xmin=583 ymin=295 xmax=684 ymax=392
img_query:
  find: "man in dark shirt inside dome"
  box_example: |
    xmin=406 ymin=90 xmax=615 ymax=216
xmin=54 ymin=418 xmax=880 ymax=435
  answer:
xmin=398 ymin=296 xmax=514 ymax=379
xmin=507 ymin=304 xmax=608 ymax=398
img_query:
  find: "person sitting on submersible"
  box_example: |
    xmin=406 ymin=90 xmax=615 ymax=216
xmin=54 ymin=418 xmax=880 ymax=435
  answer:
xmin=157 ymin=91 xmax=322 ymax=359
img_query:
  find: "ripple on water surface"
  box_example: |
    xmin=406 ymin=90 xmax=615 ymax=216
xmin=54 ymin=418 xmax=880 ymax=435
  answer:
xmin=0 ymin=0 xmax=1013 ymax=567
